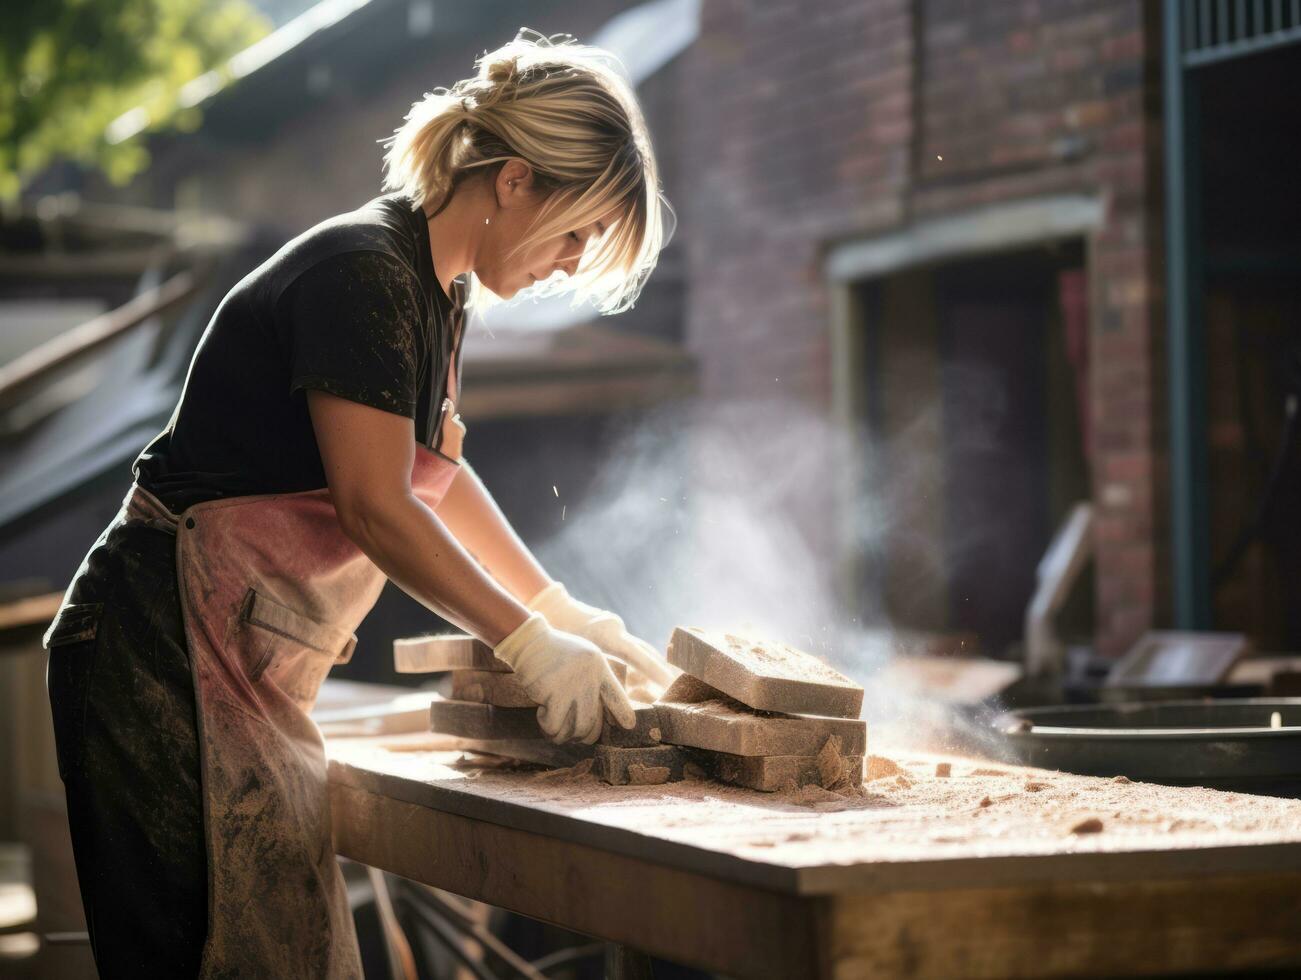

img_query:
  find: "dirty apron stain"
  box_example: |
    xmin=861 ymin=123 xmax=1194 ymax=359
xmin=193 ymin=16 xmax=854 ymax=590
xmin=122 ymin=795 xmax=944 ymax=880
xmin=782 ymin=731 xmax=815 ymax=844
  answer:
xmin=123 ymin=378 xmax=466 ymax=979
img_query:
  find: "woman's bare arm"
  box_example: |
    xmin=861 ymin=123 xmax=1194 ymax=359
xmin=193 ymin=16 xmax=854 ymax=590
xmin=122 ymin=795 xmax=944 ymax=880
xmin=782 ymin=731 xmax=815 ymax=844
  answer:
xmin=306 ymin=390 xmax=529 ymax=644
xmin=435 ymin=459 xmax=552 ymax=604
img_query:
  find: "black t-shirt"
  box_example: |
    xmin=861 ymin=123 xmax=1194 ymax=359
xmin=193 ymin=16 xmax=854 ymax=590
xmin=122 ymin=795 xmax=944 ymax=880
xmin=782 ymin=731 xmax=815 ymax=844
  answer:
xmin=134 ymin=193 xmax=465 ymax=514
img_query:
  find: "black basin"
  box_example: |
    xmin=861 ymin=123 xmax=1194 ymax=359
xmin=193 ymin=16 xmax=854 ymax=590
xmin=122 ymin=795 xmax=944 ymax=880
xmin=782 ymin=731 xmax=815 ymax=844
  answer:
xmin=998 ymin=698 xmax=1301 ymax=795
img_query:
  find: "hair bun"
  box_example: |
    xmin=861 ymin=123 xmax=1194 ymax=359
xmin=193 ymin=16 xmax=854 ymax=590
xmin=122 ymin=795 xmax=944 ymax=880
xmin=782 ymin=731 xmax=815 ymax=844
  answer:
xmin=485 ymin=56 xmax=521 ymax=90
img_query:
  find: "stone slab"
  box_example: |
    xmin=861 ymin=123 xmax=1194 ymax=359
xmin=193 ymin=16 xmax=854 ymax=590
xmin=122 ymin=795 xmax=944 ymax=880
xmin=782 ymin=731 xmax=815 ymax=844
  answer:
xmin=451 ymin=669 xmax=537 ymax=708
xmin=599 ymin=703 xmax=663 ymax=748
xmin=667 ymin=627 xmax=864 ymax=719
xmin=450 ymin=658 xmax=630 ymax=709
xmin=655 ymin=699 xmax=867 ymax=757
xmin=595 ymin=745 xmax=689 ymax=786
xmin=706 ymin=751 xmax=866 ymax=793
xmin=429 ymin=699 xmax=543 ymax=740
xmin=658 ymin=673 xmax=722 ymax=704
xmin=396 ymin=634 xmax=510 ymax=673
xmin=399 ymin=633 xmax=631 ymax=681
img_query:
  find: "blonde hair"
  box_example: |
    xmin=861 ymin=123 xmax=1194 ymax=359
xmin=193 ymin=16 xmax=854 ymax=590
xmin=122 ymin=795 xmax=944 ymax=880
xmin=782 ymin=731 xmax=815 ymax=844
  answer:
xmin=382 ymin=29 xmax=673 ymax=316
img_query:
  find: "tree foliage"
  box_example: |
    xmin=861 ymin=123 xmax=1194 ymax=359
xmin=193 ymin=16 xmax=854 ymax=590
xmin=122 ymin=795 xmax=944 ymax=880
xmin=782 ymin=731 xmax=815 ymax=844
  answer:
xmin=0 ymin=0 xmax=270 ymax=199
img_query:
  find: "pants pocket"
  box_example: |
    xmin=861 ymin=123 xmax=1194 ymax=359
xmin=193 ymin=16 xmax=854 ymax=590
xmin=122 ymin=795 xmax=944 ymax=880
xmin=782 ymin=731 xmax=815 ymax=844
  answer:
xmin=45 ymin=601 xmax=105 ymax=781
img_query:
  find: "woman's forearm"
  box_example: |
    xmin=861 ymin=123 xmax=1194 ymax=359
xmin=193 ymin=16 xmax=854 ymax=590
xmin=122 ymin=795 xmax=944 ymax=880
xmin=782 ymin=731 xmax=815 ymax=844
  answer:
xmin=343 ymin=490 xmax=530 ymax=645
xmin=435 ymin=460 xmax=552 ymax=603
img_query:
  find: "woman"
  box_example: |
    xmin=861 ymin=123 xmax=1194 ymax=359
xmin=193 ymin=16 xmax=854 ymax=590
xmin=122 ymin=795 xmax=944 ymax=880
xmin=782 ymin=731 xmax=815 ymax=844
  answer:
xmin=43 ymin=30 xmax=675 ymax=978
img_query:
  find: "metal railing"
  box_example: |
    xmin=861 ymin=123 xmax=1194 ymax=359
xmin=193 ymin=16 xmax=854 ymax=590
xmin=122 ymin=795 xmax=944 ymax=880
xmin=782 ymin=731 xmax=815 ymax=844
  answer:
xmin=1181 ymin=0 xmax=1301 ymax=65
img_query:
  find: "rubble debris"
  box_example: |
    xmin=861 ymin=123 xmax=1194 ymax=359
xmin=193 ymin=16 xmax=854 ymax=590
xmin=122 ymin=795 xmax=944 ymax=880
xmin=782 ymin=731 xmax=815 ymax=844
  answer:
xmin=816 ymin=736 xmax=845 ymax=788
xmin=866 ymin=755 xmax=905 ymax=781
xmin=627 ymin=764 xmax=672 ymax=785
xmin=595 ymin=745 xmax=688 ymax=786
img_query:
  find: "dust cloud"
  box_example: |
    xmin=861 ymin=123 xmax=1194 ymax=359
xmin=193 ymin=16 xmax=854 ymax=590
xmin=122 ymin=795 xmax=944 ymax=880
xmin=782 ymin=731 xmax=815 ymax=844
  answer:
xmin=530 ymin=391 xmax=1014 ymax=757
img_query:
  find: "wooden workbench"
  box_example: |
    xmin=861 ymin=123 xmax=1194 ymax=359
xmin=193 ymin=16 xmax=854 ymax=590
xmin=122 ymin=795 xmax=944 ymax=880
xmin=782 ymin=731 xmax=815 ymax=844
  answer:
xmin=327 ymin=732 xmax=1301 ymax=978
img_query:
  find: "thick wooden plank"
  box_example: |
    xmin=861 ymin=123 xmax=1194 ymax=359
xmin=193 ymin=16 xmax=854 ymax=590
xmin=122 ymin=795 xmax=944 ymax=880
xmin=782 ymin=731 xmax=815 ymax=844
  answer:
xmin=330 ymin=783 xmax=822 ymax=979
xmin=826 ymin=872 xmax=1301 ymax=978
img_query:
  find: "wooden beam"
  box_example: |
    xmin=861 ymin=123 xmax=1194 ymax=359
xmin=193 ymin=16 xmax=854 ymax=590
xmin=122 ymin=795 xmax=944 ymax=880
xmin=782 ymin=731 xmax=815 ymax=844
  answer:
xmin=0 ymin=270 xmax=197 ymax=408
xmin=0 ymin=592 xmax=61 ymax=635
xmin=0 ymin=250 xmax=177 ymax=279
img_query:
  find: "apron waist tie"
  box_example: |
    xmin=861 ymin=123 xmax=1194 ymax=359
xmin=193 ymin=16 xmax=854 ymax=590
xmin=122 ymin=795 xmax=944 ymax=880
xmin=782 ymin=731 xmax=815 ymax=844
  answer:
xmin=124 ymin=483 xmax=182 ymax=532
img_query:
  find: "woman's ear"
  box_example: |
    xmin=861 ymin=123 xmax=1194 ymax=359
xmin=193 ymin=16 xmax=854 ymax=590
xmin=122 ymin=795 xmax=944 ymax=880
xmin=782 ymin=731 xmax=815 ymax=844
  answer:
xmin=496 ymin=159 xmax=536 ymax=207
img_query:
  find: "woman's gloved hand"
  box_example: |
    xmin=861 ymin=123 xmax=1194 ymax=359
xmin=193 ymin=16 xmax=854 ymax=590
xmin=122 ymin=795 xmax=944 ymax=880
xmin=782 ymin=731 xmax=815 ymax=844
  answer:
xmin=526 ymin=582 xmax=676 ymax=696
xmin=494 ymin=612 xmax=636 ymax=744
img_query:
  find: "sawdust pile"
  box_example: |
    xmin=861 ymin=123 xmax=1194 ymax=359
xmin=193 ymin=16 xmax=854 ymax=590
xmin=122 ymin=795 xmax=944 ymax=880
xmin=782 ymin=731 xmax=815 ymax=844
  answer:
xmin=865 ymin=755 xmax=906 ymax=780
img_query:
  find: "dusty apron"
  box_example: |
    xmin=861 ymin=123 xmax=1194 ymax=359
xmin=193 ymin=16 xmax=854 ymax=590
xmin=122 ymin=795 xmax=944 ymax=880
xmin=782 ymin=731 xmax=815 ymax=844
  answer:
xmin=123 ymin=373 xmax=468 ymax=978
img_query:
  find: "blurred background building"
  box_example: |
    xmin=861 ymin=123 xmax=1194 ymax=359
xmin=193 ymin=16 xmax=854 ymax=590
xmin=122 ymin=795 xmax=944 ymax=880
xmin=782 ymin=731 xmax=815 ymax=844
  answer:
xmin=2 ymin=0 xmax=1300 ymax=970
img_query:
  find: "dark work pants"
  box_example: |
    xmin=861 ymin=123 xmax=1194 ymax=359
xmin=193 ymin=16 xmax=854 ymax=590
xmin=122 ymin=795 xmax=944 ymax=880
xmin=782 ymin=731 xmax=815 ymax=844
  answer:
xmin=46 ymin=518 xmax=208 ymax=978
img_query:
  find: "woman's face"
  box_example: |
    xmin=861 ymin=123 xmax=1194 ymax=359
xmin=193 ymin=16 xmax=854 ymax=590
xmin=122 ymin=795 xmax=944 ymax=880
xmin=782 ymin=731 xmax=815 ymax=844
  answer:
xmin=474 ymin=162 xmax=616 ymax=299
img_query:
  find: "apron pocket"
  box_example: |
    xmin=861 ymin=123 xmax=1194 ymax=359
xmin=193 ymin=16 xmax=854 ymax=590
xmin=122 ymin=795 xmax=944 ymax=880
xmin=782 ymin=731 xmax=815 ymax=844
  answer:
xmin=45 ymin=602 xmax=105 ymax=779
xmin=237 ymin=588 xmax=357 ymax=705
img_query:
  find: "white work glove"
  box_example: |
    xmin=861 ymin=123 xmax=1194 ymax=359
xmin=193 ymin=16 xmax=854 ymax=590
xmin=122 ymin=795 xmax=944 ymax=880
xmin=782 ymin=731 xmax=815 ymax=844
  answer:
xmin=526 ymin=582 xmax=676 ymax=695
xmin=494 ymin=612 xmax=636 ymax=744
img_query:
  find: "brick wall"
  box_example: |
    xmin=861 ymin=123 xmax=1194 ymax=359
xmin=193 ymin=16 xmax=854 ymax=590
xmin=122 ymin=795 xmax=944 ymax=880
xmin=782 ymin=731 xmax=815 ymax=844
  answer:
xmin=681 ymin=0 xmax=1166 ymax=655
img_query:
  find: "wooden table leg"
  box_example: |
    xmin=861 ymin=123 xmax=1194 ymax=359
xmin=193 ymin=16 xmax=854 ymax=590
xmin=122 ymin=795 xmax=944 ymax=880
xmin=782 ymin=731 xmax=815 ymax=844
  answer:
xmin=604 ymin=943 xmax=654 ymax=980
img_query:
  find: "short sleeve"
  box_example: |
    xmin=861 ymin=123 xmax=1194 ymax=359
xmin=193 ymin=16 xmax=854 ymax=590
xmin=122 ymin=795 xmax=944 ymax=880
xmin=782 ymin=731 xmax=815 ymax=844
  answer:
xmin=280 ymin=251 xmax=427 ymax=419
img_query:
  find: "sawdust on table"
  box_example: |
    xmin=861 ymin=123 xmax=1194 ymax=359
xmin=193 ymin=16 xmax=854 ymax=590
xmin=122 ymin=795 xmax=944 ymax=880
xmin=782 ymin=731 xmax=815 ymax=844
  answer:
xmin=334 ymin=734 xmax=1301 ymax=866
